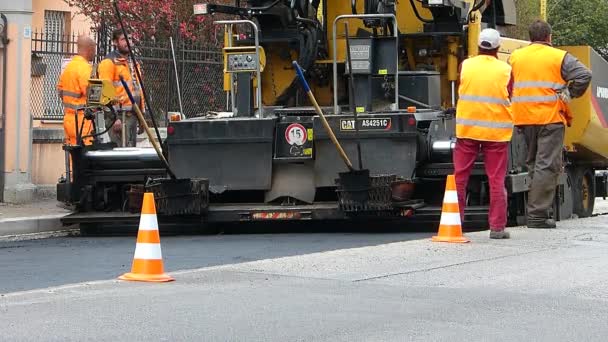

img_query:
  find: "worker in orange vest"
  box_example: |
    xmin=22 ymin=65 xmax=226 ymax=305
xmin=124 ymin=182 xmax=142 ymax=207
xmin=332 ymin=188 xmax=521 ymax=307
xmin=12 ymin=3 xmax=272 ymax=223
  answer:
xmin=97 ymin=29 xmax=144 ymax=147
xmin=57 ymin=35 xmax=96 ymax=145
xmin=509 ymin=20 xmax=591 ymax=228
xmin=454 ymin=28 xmax=513 ymax=239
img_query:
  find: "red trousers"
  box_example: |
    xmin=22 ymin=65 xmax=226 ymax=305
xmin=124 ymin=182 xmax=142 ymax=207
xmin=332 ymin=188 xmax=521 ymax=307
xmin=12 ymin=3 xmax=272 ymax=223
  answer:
xmin=453 ymin=138 xmax=509 ymax=231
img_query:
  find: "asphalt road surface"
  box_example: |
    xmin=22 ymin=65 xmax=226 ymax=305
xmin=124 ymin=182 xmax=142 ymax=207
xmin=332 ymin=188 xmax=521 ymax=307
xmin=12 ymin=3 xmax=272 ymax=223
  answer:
xmin=1 ymin=201 xmax=608 ymax=341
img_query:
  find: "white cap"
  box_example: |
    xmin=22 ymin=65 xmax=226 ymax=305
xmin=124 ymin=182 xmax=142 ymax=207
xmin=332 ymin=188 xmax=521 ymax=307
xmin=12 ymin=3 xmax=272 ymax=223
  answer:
xmin=478 ymin=28 xmax=501 ymax=49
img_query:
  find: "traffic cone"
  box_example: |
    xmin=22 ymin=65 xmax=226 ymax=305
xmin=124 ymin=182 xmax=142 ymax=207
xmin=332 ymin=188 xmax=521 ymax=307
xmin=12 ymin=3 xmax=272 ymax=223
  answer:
xmin=119 ymin=192 xmax=174 ymax=282
xmin=432 ymin=175 xmax=470 ymax=243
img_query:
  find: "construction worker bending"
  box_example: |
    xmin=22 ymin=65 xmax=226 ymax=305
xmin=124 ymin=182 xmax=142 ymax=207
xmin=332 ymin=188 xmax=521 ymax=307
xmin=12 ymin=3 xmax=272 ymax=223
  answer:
xmin=98 ymin=29 xmax=144 ymax=147
xmin=509 ymin=20 xmax=592 ymax=229
xmin=454 ymin=28 xmax=513 ymax=239
xmin=57 ymin=35 xmax=96 ymax=145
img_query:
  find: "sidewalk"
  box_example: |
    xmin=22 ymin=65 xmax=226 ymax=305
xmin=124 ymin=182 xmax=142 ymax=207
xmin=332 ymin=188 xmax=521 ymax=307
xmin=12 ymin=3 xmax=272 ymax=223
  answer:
xmin=0 ymin=130 xmax=165 ymax=239
xmin=0 ymin=199 xmax=75 ymax=238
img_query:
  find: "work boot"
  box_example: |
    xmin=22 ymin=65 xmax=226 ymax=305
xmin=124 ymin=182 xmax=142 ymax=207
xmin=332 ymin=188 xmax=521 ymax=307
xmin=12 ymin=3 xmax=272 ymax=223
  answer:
xmin=527 ymin=218 xmax=556 ymax=229
xmin=490 ymin=230 xmax=510 ymax=239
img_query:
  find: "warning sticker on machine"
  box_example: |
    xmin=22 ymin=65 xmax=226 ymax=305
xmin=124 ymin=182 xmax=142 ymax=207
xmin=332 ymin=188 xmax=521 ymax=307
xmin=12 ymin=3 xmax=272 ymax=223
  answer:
xmin=340 ymin=118 xmax=392 ymax=131
xmin=285 ymin=123 xmax=308 ymax=145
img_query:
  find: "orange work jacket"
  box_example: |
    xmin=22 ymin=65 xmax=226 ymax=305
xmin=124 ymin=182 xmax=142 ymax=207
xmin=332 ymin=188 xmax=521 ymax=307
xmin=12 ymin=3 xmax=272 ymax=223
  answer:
xmin=456 ymin=55 xmax=513 ymax=142
xmin=57 ymin=55 xmax=93 ymax=145
xmin=97 ymin=50 xmax=144 ymax=112
xmin=508 ymin=43 xmax=568 ymax=126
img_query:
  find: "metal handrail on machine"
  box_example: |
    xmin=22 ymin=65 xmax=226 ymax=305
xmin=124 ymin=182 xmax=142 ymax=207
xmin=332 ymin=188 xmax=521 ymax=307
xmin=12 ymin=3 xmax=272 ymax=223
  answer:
xmin=214 ymin=20 xmax=264 ymax=118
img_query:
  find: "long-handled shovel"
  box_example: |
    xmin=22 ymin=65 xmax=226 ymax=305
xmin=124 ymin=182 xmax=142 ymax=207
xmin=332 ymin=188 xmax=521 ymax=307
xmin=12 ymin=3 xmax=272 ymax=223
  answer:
xmin=292 ymin=61 xmax=370 ymax=202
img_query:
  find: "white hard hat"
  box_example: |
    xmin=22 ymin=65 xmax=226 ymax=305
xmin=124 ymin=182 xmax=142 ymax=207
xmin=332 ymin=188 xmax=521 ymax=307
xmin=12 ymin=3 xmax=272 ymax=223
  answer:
xmin=478 ymin=28 xmax=501 ymax=49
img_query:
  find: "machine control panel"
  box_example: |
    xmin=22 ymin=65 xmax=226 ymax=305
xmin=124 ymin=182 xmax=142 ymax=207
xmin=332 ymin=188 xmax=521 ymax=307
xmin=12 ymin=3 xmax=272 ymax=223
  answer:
xmin=346 ymin=38 xmax=373 ymax=75
xmin=223 ymin=46 xmax=265 ymax=73
xmin=86 ymin=79 xmax=116 ymax=106
xmin=227 ymin=53 xmax=258 ymax=72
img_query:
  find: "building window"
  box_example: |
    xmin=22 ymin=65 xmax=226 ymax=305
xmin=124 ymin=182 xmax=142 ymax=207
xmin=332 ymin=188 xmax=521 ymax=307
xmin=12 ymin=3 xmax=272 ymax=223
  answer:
xmin=41 ymin=10 xmax=69 ymax=119
xmin=44 ymin=10 xmax=67 ymax=43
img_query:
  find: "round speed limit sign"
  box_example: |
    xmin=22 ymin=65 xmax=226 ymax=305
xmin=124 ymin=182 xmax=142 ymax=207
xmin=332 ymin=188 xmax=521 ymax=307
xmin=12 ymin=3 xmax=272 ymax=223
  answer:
xmin=285 ymin=123 xmax=307 ymax=146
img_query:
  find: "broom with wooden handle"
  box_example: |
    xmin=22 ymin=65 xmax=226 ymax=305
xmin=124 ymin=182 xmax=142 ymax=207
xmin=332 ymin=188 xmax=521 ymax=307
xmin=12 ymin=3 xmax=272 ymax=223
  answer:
xmin=292 ymin=61 xmax=354 ymax=171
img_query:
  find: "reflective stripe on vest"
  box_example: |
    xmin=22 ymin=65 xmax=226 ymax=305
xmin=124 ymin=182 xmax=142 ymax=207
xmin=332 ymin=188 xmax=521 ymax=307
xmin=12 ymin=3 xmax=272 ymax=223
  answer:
xmin=113 ymin=80 xmax=141 ymax=92
xmin=63 ymin=102 xmax=82 ymax=110
xmin=459 ymin=95 xmax=510 ymax=106
xmin=513 ymin=81 xmax=565 ymax=90
xmin=455 ymin=55 xmax=513 ymax=142
xmin=61 ymin=90 xmax=81 ymax=98
xmin=113 ymin=104 xmax=133 ymax=111
xmin=113 ymin=80 xmax=129 ymax=87
xmin=456 ymin=118 xmax=513 ymax=129
xmin=511 ymin=94 xmax=559 ymax=103
xmin=509 ymin=44 xmax=568 ymax=126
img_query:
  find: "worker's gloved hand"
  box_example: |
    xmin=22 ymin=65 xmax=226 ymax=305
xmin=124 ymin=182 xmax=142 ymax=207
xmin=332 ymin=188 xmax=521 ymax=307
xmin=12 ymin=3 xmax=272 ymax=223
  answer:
xmin=558 ymin=87 xmax=571 ymax=103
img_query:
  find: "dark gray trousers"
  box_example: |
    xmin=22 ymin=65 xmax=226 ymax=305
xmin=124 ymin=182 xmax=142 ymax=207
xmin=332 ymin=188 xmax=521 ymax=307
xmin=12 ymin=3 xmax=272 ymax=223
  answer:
xmin=105 ymin=111 xmax=138 ymax=147
xmin=520 ymin=123 xmax=565 ymax=220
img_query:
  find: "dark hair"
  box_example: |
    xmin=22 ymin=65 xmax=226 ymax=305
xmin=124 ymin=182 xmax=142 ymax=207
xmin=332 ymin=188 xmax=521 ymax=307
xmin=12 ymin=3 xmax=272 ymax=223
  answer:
xmin=529 ymin=19 xmax=552 ymax=42
xmin=112 ymin=28 xmax=124 ymax=41
xmin=479 ymin=47 xmax=499 ymax=55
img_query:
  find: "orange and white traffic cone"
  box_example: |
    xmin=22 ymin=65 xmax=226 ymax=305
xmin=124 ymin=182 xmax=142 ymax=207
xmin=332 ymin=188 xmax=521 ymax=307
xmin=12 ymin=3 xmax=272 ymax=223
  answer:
xmin=432 ymin=174 xmax=470 ymax=243
xmin=119 ymin=192 xmax=174 ymax=282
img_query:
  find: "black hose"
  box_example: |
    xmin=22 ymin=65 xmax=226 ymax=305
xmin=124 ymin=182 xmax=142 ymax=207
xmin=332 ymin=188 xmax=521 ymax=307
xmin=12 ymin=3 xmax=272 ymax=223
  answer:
xmin=365 ymin=0 xmax=379 ymax=15
xmin=408 ymin=0 xmax=433 ymax=23
xmin=80 ymin=106 xmax=119 ymax=141
xmin=276 ymin=22 xmax=319 ymax=104
xmin=111 ymin=0 xmax=163 ymax=145
xmin=468 ymin=0 xmax=485 ymax=23
xmin=491 ymin=0 xmax=497 ymax=28
xmin=295 ymin=17 xmax=321 ymax=30
xmin=471 ymin=0 xmax=485 ymax=12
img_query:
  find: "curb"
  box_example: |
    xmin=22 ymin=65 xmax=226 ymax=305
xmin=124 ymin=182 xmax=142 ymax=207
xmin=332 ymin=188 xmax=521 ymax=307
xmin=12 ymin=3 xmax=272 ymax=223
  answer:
xmin=0 ymin=214 xmax=77 ymax=238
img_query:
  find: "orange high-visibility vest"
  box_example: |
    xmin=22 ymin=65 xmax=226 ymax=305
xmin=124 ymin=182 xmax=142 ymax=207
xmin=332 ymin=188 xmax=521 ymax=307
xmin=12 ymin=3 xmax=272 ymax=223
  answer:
xmin=57 ymin=55 xmax=93 ymax=145
xmin=97 ymin=50 xmax=144 ymax=112
xmin=456 ymin=55 xmax=513 ymax=142
xmin=509 ymin=43 xmax=568 ymax=126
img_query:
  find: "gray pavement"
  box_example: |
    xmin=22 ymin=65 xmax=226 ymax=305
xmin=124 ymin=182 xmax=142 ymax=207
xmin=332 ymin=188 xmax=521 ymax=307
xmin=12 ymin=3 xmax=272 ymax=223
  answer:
xmin=0 ymin=199 xmax=74 ymax=238
xmin=0 ymin=233 xmax=428 ymax=293
xmin=1 ymin=201 xmax=608 ymax=341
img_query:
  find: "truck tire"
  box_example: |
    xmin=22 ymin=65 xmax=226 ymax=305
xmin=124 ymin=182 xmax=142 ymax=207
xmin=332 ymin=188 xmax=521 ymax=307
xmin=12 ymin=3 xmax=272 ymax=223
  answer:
xmin=571 ymin=167 xmax=595 ymax=218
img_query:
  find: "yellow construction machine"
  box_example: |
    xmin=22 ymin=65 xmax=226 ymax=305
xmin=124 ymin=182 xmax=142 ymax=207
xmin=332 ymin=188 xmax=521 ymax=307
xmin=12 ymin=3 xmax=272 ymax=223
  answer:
xmin=59 ymin=0 xmax=608 ymax=231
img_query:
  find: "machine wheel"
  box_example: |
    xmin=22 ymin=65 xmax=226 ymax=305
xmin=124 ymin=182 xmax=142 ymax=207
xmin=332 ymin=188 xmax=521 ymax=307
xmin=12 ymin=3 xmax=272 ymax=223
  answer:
xmin=571 ymin=167 xmax=595 ymax=218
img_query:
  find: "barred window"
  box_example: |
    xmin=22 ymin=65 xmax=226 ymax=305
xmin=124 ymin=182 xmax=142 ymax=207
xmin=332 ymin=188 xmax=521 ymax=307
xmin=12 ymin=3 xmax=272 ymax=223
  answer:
xmin=37 ymin=11 xmax=69 ymax=119
xmin=44 ymin=10 xmax=67 ymax=46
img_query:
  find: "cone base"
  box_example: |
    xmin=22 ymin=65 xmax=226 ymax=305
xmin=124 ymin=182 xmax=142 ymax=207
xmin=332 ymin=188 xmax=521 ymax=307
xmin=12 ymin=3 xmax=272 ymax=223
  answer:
xmin=432 ymin=235 xmax=470 ymax=243
xmin=119 ymin=272 xmax=175 ymax=282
